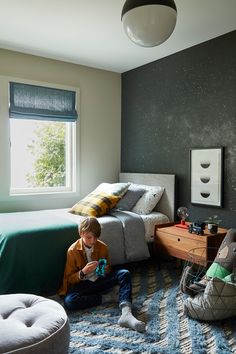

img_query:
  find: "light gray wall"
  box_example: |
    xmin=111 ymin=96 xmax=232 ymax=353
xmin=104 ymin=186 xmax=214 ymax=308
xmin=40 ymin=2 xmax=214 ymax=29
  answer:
xmin=0 ymin=49 xmax=121 ymax=212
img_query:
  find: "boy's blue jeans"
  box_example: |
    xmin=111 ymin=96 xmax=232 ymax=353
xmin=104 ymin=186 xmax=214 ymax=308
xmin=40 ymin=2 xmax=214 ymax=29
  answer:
xmin=64 ymin=269 xmax=132 ymax=311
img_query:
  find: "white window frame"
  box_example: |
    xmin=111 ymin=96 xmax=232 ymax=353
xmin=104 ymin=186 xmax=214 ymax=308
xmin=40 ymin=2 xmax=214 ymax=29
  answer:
xmin=0 ymin=76 xmax=80 ymax=202
xmin=10 ymin=121 xmax=76 ymax=195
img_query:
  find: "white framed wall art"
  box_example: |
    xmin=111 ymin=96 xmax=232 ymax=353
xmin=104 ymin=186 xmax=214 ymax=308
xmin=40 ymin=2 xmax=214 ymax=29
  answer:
xmin=190 ymin=147 xmax=224 ymax=207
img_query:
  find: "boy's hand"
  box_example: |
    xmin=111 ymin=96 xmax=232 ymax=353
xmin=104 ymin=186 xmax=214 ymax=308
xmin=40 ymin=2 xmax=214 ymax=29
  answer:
xmin=83 ymin=261 xmax=98 ymax=275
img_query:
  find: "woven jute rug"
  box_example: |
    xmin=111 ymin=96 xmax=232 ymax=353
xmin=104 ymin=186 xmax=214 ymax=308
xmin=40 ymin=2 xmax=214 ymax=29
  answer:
xmin=54 ymin=261 xmax=236 ymax=353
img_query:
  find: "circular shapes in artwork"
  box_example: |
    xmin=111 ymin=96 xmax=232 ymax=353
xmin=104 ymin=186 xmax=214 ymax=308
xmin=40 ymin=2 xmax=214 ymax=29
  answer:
xmin=200 ymin=161 xmax=211 ymax=169
xmin=200 ymin=176 xmax=210 ymax=184
xmin=199 ymin=160 xmax=211 ymax=199
xmin=200 ymin=192 xmax=211 ymax=199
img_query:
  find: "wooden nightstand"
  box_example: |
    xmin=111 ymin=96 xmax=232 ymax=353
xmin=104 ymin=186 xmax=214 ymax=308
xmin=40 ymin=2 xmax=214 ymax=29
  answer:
xmin=154 ymin=222 xmax=227 ymax=266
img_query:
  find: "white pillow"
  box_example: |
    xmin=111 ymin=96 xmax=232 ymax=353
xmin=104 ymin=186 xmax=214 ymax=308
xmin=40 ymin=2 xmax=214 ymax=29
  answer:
xmin=131 ymin=184 xmax=164 ymax=215
xmin=95 ymin=182 xmax=130 ymax=197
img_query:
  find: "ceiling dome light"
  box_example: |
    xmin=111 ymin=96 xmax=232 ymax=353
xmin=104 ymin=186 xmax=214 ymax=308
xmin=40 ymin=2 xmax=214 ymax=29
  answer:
xmin=121 ymin=0 xmax=177 ymax=47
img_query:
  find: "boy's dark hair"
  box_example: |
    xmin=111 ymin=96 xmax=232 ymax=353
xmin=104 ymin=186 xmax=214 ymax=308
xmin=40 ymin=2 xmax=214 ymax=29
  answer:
xmin=79 ymin=217 xmax=101 ymax=238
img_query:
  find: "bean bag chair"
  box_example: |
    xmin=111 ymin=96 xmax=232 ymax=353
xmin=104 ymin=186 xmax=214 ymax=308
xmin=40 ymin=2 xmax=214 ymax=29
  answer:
xmin=184 ymin=277 xmax=236 ymax=321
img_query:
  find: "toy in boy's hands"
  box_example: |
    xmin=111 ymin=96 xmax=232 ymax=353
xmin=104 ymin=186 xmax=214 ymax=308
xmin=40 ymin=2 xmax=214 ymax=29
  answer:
xmin=95 ymin=258 xmax=107 ymax=277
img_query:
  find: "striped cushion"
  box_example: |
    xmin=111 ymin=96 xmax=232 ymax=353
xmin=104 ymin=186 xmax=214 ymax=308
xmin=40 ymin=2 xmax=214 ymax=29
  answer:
xmin=69 ymin=192 xmax=121 ymax=217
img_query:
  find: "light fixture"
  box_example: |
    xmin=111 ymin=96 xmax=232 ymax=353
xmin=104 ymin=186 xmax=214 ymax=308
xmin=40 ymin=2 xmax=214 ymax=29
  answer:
xmin=176 ymin=206 xmax=189 ymax=229
xmin=121 ymin=0 xmax=177 ymax=47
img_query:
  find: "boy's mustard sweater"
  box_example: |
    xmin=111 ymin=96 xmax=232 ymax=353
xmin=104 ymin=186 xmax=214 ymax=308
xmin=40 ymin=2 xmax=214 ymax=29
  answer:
xmin=59 ymin=238 xmax=111 ymax=296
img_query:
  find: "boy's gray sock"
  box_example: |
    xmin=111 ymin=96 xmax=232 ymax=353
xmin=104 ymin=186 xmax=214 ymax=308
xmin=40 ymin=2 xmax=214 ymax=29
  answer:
xmin=118 ymin=304 xmax=145 ymax=332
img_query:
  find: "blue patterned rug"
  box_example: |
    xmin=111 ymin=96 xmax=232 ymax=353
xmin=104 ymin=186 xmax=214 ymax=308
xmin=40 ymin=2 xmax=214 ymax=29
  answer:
xmin=61 ymin=261 xmax=236 ymax=353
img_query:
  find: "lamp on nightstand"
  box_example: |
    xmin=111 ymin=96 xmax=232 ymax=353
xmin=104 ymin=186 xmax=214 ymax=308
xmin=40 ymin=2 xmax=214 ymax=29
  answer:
xmin=176 ymin=206 xmax=189 ymax=229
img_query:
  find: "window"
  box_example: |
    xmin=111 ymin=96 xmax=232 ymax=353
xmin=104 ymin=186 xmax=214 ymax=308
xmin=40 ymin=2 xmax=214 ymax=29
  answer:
xmin=9 ymin=82 xmax=78 ymax=195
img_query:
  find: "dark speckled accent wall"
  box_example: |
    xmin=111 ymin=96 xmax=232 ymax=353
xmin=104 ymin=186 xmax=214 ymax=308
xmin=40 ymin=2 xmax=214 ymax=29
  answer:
xmin=121 ymin=30 xmax=236 ymax=228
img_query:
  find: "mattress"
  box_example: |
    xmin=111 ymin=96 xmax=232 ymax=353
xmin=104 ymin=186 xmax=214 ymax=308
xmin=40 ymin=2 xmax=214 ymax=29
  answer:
xmin=48 ymin=208 xmax=169 ymax=243
xmin=140 ymin=212 xmax=169 ymax=242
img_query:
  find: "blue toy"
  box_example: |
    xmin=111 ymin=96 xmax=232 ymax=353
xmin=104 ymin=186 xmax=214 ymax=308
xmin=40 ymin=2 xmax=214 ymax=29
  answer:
xmin=95 ymin=258 xmax=107 ymax=277
xmin=188 ymin=222 xmax=205 ymax=235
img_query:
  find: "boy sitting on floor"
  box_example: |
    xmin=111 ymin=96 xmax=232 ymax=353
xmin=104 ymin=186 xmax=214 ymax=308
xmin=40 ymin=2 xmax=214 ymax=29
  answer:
xmin=59 ymin=216 xmax=145 ymax=332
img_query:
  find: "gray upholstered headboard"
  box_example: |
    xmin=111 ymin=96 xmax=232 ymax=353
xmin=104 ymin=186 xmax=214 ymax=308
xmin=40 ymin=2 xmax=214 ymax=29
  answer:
xmin=119 ymin=173 xmax=175 ymax=221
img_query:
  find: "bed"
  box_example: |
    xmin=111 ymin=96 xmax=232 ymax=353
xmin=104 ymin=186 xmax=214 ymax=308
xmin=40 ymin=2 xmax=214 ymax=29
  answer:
xmin=0 ymin=173 xmax=175 ymax=295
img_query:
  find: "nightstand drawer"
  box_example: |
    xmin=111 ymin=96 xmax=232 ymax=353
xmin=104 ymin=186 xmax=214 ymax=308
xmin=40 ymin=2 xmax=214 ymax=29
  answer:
xmin=155 ymin=231 xmax=206 ymax=260
xmin=154 ymin=223 xmax=227 ymax=266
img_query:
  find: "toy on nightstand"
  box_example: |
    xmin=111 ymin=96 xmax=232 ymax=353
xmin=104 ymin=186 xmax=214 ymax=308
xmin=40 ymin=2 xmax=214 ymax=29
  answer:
xmin=95 ymin=258 xmax=107 ymax=277
xmin=188 ymin=222 xmax=206 ymax=235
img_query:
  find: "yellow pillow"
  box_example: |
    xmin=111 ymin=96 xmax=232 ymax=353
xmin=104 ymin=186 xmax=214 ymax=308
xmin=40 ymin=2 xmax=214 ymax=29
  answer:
xmin=69 ymin=192 xmax=121 ymax=217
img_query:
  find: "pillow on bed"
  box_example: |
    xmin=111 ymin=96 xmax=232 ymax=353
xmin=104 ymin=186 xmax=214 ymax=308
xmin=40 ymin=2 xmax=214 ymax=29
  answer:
xmin=131 ymin=184 xmax=164 ymax=215
xmin=94 ymin=182 xmax=130 ymax=197
xmin=69 ymin=192 xmax=121 ymax=217
xmin=114 ymin=184 xmax=146 ymax=211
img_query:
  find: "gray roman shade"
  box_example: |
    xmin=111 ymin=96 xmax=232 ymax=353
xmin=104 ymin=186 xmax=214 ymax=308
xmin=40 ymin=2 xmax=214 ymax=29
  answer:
xmin=9 ymin=82 xmax=78 ymax=122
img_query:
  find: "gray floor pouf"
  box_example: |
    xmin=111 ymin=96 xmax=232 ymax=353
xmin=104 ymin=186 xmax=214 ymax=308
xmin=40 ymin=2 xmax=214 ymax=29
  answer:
xmin=0 ymin=293 xmax=70 ymax=354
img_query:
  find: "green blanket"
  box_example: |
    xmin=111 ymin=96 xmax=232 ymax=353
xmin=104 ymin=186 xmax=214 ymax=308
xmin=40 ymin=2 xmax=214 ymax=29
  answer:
xmin=0 ymin=210 xmax=78 ymax=295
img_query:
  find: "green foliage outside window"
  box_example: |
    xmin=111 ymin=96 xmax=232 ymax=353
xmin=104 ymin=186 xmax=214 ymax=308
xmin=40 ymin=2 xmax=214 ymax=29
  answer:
xmin=27 ymin=122 xmax=66 ymax=187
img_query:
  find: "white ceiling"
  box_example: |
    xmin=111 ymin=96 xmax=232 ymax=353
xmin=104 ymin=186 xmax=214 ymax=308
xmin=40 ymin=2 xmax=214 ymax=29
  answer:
xmin=0 ymin=0 xmax=236 ymax=73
